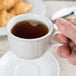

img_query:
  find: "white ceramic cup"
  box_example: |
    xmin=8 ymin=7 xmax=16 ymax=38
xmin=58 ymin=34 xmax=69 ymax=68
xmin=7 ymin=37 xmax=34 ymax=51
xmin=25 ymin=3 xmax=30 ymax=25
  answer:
xmin=7 ymin=14 xmax=55 ymax=59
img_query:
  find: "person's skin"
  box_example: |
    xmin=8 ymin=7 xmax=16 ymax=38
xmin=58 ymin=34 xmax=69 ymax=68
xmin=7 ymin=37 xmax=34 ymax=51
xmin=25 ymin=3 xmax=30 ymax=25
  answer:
xmin=56 ymin=18 xmax=76 ymax=65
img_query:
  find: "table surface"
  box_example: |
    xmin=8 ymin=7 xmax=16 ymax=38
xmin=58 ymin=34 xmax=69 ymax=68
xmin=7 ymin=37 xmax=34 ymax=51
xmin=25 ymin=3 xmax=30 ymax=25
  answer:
xmin=0 ymin=1 xmax=76 ymax=76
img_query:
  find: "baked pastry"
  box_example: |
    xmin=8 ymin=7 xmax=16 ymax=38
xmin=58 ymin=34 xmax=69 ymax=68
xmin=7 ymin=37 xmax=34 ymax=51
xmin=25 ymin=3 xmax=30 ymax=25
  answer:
xmin=0 ymin=10 xmax=15 ymax=27
xmin=66 ymin=18 xmax=76 ymax=25
xmin=7 ymin=12 xmax=15 ymax=21
xmin=0 ymin=0 xmax=22 ymax=10
xmin=10 ymin=1 xmax=32 ymax=15
xmin=0 ymin=10 xmax=8 ymax=27
xmin=0 ymin=0 xmax=32 ymax=27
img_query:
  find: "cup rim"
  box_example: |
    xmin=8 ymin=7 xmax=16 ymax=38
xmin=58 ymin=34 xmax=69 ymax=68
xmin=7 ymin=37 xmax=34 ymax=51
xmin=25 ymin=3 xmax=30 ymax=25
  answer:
xmin=7 ymin=14 xmax=54 ymax=41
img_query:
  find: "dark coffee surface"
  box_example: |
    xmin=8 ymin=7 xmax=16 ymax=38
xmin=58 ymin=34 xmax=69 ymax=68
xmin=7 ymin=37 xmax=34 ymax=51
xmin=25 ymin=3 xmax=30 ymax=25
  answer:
xmin=11 ymin=20 xmax=48 ymax=39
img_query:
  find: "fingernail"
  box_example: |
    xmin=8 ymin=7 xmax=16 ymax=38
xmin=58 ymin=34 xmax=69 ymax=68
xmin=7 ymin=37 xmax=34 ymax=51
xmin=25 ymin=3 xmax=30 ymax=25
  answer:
xmin=56 ymin=18 xmax=66 ymax=26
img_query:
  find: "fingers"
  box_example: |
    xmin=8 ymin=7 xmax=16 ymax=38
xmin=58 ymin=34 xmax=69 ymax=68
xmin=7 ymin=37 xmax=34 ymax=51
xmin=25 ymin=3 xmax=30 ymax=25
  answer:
xmin=57 ymin=45 xmax=71 ymax=58
xmin=56 ymin=18 xmax=76 ymax=65
xmin=55 ymin=34 xmax=69 ymax=44
xmin=69 ymin=52 xmax=76 ymax=65
xmin=57 ymin=39 xmax=76 ymax=65
xmin=73 ymin=47 xmax=76 ymax=51
xmin=57 ymin=45 xmax=76 ymax=65
xmin=68 ymin=45 xmax=76 ymax=65
xmin=69 ymin=40 xmax=76 ymax=48
xmin=56 ymin=18 xmax=76 ymax=43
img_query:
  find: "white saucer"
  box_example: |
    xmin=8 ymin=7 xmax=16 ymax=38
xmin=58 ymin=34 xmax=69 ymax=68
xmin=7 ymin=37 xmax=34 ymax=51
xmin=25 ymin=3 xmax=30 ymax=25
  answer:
xmin=0 ymin=51 xmax=60 ymax=76
xmin=0 ymin=0 xmax=46 ymax=36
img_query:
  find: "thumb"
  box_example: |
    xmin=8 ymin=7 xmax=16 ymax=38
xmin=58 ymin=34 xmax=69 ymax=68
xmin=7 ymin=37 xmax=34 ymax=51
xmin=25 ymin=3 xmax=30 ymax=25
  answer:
xmin=56 ymin=18 xmax=76 ymax=43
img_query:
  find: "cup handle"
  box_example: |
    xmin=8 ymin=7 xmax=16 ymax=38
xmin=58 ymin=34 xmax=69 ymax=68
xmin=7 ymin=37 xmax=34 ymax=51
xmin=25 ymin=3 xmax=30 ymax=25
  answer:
xmin=51 ymin=28 xmax=61 ymax=44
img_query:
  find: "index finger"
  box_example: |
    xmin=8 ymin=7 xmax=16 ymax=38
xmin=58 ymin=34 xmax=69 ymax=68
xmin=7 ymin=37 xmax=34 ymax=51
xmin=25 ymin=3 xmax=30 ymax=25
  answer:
xmin=56 ymin=18 xmax=76 ymax=43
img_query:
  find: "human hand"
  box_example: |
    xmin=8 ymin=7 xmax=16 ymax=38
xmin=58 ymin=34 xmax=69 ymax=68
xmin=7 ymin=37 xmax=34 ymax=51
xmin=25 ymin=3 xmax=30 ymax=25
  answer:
xmin=56 ymin=18 xmax=76 ymax=65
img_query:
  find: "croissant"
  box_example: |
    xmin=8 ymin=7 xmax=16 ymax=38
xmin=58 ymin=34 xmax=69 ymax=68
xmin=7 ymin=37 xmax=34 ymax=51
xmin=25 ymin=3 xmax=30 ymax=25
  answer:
xmin=0 ymin=0 xmax=22 ymax=10
xmin=11 ymin=1 xmax=32 ymax=15
xmin=0 ymin=10 xmax=8 ymax=27
xmin=0 ymin=1 xmax=32 ymax=27
xmin=0 ymin=10 xmax=15 ymax=27
xmin=7 ymin=12 xmax=15 ymax=21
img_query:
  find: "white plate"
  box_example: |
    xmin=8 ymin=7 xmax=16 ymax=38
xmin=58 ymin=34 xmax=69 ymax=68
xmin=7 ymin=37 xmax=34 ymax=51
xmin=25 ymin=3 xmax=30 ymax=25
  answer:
xmin=66 ymin=13 xmax=76 ymax=18
xmin=51 ymin=6 xmax=76 ymax=21
xmin=0 ymin=0 xmax=46 ymax=36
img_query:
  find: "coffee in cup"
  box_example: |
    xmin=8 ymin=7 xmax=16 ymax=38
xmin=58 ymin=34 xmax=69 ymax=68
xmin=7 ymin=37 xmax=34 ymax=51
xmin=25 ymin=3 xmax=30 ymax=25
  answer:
xmin=11 ymin=20 xmax=49 ymax=39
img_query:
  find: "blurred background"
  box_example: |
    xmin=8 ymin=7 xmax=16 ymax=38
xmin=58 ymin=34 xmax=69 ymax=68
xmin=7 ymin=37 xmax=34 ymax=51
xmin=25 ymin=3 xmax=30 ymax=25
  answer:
xmin=44 ymin=0 xmax=76 ymax=17
xmin=45 ymin=0 xmax=76 ymax=1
